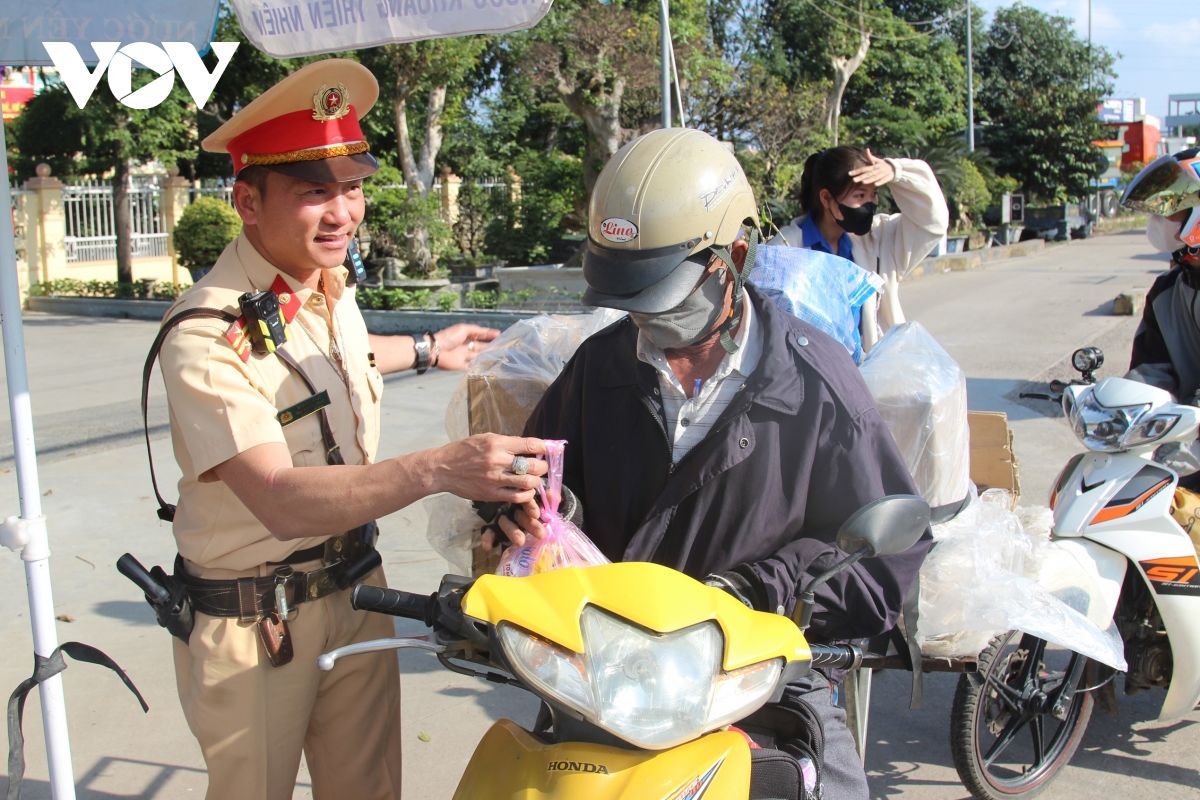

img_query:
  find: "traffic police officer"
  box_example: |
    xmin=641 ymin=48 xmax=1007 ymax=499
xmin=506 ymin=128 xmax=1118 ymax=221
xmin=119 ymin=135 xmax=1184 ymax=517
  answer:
xmin=158 ymin=59 xmax=547 ymax=799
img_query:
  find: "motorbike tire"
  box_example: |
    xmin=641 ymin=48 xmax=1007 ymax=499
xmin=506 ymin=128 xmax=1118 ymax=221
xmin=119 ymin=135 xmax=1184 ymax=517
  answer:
xmin=950 ymin=631 xmax=1094 ymax=800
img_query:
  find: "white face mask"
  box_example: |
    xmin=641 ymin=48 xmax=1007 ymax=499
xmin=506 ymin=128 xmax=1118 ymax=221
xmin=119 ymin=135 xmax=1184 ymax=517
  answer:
xmin=1147 ymin=214 xmax=1184 ymax=253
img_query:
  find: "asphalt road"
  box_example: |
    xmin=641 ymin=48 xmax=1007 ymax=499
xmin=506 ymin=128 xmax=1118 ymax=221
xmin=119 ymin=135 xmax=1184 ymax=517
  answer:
xmin=0 ymin=229 xmax=1196 ymax=799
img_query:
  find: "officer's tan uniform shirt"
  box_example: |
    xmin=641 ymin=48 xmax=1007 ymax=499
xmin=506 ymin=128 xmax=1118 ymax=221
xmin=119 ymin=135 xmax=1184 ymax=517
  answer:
xmin=159 ymin=233 xmax=384 ymax=572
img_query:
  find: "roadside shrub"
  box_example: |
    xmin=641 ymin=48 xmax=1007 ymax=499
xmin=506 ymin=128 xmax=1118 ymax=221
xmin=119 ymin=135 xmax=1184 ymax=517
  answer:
xmin=30 ymin=278 xmax=186 ymax=300
xmin=174 ymin=197 xmax=242 ymax=271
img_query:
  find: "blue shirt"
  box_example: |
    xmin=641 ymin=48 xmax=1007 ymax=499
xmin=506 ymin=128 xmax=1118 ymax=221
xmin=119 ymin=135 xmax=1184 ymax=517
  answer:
xmin=799 ymin=214 xmax=855 ymax=261
xmin=799 ymin=215 xmax=860 ymax=328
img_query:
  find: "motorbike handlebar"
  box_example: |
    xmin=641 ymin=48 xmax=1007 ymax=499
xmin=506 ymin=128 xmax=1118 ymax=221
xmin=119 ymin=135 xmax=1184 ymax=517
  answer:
xmin=351 ymin=584 xmax=436 ymax=626
xmin=807 ymin=643 xmax=862 ymax=671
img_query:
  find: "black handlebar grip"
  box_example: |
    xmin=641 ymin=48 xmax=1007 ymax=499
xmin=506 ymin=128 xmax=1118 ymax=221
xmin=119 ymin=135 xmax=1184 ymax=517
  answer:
xmin=807 ymin=643 xmax=861 ymax=670
xmin=351 ymin=584 xmax=435 ymax=625
xmin=117 ymin=553 xmax=171 ymax=605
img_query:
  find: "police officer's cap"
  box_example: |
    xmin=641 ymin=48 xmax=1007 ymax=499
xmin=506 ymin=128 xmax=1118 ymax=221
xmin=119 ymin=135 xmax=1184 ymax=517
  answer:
xmin=202 ymin=59 xmax=379 ymax=184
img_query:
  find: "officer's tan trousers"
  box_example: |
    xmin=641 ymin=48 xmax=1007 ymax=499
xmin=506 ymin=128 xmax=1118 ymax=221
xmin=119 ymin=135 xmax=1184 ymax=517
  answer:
xmin=173 ymin=565 xmax=403 ymax=800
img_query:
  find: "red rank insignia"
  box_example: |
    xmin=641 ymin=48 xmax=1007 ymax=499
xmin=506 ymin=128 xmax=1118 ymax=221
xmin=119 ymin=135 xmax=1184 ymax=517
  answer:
xmin=224 ymin=275 xmax=305 ymax=363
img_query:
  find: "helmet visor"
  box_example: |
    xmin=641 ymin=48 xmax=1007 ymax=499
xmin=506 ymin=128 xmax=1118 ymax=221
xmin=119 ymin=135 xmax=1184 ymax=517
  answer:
xmin=1121 ymin=154 xmax=1200 ymax=215
xmin=582 ymin=237 xmax=712 ymax=313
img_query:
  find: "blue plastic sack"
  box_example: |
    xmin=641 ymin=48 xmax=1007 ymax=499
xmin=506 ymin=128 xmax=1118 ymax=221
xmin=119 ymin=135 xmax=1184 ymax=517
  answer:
xmin=750 ymin=245 xmax=883 ymax=362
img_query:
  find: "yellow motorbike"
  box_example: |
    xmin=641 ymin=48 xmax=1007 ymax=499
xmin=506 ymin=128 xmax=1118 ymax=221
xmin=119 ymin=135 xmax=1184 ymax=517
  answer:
xmin=318 ymin=496 xmax=928 ymax=799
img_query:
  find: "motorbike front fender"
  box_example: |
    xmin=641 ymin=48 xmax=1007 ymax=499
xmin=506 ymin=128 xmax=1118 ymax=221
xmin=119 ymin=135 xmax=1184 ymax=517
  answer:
xmin=452 ymin=720 xmax=752 ymax=800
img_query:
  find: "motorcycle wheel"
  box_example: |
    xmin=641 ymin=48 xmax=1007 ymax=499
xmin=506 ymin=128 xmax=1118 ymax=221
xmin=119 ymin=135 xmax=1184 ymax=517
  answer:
xmin=950 ymin=631 xmax=1093 ymax=800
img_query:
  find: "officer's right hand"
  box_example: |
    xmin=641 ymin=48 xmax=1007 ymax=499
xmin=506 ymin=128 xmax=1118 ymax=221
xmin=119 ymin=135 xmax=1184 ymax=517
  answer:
xmin=430 ymin=434 xmax=549 ymax=504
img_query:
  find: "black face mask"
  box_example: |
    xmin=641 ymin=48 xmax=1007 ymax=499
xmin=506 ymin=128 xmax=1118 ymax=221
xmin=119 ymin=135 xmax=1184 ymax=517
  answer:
xmin=836 ymin=201 xmax=877 ymax=236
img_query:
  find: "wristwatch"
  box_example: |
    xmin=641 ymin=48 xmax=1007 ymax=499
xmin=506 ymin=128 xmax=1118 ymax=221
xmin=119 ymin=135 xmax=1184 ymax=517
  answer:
xmin=413 ymin=334 xmax=431 ymax=375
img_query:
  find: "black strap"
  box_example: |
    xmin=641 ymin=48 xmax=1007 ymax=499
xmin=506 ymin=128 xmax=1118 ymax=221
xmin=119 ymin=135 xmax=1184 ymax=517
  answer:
xmin=7 ymin=643 xmax=148 ymax=800
xmin=143 ymin=308 xmax=239 ymax=522
xmin=274 ymin=347 xmax=345 ymax=466
xmin=143 ymin=307 xmax=347 ymax=523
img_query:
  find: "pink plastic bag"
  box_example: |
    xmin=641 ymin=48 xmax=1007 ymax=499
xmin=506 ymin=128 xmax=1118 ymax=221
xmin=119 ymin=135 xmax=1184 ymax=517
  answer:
xmin=496 ymin=440 xmax=610 ymax=577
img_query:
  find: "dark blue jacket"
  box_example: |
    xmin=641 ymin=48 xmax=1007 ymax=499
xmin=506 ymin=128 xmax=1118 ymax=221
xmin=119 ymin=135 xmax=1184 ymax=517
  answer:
xmin=523 ymin=286 xmax=931 ymax=640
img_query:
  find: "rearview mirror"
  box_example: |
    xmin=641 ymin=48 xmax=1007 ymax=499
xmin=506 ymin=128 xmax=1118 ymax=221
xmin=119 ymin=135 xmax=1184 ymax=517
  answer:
xmin=835 ymin=494 xmax=930 ymax=558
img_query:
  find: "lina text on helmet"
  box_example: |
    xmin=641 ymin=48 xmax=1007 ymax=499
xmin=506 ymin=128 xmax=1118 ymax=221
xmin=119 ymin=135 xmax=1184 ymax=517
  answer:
xmin=43 ymin=42 xmax=239 ymax=110
xmin=600 ymin=218 xmax=639 ymax=243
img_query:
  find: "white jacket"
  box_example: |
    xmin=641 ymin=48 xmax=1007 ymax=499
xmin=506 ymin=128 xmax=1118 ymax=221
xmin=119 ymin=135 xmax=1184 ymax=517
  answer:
xmin=769 ymin=158 xmax=948 ymax=352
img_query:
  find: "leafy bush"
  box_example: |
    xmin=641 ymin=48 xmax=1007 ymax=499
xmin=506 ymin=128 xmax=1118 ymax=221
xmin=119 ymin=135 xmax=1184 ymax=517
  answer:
xmin=30 ymin=278 xmax=186 ymax=300
xmin=946 ymin=158 xmax=992 ymax=231
xmin=175 ymin=198 xmax=242 ymax=271
xmin=363 ymin=165 xmax=454 ymax=274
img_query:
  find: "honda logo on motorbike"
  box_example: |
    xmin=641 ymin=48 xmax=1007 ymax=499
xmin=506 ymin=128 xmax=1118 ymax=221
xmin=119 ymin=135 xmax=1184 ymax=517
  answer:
xmin=42 ymin=41 xmax=239 ymax=110
xmin=546 ymin=760 xmax=610 ymax=774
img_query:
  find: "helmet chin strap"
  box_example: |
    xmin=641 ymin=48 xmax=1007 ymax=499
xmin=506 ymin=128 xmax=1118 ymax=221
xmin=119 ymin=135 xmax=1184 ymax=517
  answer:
xmin=709 ymin=227 xmax=759 ymax=354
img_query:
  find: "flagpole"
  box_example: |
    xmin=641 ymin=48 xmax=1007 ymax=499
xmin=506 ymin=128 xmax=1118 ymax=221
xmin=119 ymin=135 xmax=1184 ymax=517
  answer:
xmin=0 ymin=119 xmax=77 ymax=800
xmin=660 ymin=0 xmax=671 ymax=128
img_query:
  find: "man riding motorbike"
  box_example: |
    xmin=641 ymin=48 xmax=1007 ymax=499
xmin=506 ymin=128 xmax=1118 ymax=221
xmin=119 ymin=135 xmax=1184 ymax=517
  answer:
xmin=1120 ymin=148 xmax=1200 ymax=493
xmin=485 ymin=128 xmax=931 ymax=799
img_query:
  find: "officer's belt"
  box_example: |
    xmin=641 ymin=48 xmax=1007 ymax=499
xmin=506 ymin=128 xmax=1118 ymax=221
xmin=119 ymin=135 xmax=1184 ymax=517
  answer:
xmin=178 ymin=554 xmax=341 ymax=621
xmin=175 ymin=519 xmax=378 ymax=621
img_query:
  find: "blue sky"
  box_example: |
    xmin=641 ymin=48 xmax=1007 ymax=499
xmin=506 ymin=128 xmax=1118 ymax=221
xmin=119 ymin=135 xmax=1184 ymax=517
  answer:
xmin=975 ymin=0 xmax=1199 ymax=121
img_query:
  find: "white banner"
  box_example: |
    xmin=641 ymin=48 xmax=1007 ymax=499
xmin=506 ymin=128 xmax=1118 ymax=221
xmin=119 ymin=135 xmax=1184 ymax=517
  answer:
xmin=229 ymin=0 xmax=554 ymax=58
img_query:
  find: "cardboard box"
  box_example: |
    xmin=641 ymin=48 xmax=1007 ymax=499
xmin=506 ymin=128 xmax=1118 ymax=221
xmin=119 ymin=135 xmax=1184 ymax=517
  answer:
xmin=467 ymin=374 xmax=553 ymax=436
xmin=968 ymin=411 xmax=1021 ymax=506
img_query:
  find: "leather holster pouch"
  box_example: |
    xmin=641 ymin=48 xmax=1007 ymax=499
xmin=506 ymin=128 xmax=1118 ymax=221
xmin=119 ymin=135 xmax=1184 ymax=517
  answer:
xmin=148 ymin=565 xmax=196 ymax=644
xmin=257 ymin=612 xmax=294 ymax=667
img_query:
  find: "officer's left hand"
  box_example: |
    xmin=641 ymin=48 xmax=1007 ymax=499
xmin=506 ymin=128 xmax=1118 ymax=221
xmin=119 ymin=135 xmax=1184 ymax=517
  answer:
xmin=848 ymin=148 xmax=895 ymax=188
xmin=436 ymin=324 xmax=501 ymax=370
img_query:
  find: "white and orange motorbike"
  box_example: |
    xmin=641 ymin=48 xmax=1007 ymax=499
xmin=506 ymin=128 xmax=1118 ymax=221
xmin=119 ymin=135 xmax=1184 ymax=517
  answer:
xmin=953 ymin=348 xmax=1200 ymax=800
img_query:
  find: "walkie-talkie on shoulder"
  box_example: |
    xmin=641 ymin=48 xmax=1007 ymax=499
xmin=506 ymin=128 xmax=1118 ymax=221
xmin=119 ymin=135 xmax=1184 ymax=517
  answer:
xmin=345 ymin=236 xmax=367 ymax=286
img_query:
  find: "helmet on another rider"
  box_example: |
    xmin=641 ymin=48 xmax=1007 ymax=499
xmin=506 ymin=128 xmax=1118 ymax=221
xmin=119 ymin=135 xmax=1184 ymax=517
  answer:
xmin=1121 ymin=148 xmax=1200 ymax=254
xmin=582 ymin=128 xmax=761 ymax=353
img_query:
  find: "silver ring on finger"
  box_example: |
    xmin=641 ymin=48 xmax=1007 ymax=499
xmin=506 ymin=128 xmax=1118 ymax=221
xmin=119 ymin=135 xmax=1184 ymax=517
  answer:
xmin=511 ymin=455 xmax=529 ymax=476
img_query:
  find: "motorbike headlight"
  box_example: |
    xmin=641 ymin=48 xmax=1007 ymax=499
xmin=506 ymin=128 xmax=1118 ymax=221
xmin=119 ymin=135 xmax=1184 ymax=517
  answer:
xmin=499 ymin=606 xmax=784 ymax=749
xmin=1124 ymin=413 xmax=1180 ymax=448
xmin=1068 ymin=391 xmax=1150 ymax=452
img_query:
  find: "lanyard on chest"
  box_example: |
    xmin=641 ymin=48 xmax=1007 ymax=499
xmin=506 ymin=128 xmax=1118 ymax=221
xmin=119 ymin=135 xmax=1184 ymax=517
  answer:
xmin=141 ymin=278 xmax=344 ymax=523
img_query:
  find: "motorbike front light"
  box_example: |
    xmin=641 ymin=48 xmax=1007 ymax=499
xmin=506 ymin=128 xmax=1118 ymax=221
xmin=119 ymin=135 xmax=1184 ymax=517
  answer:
xmin=581 ymin=607 xmax=720 ymax=749
xmin=499 ymin=606 xmax=789 ymax=750
xmin=1068 ymin=392 xmax=1149 ymax=452
xmin=498 ymin=623 xmax=595 ymax=717
xmin=1124 ymin=413 xmax=1180 ymax=447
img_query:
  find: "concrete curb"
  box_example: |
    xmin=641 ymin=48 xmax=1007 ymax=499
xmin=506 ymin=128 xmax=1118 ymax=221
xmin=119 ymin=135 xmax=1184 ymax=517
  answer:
xmin=905 ymin=240 xmax=1047 ymax=280
xmin=26 ymin=296 xmax=554 ymax=332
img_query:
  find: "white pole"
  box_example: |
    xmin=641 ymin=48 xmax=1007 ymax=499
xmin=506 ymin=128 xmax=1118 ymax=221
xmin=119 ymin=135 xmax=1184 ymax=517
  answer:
xmin=0 ymin=119 xmax=77 ymax=799
xmin=966 ymin=2 xmax=975 ymax=152
xmin=660 ymin=0 xmax=671 ymax=128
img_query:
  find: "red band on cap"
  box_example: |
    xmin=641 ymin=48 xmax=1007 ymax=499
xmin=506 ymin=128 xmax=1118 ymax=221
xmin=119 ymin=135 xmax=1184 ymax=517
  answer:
xmin=228 ymin=106 xmax=365 ymax=175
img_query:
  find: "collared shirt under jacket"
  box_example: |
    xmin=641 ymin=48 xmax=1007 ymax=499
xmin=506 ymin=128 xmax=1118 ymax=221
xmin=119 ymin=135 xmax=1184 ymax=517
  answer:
xmin=523 ymin=286 xmax=932 ymax=641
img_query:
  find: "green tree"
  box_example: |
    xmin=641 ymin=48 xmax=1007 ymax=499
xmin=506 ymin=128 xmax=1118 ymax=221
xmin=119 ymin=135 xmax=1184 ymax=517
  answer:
xmin=12 ymin=78 xmax=192 ymax=283
xmin=359 ymin=37 xmax=487 ymax=274
xmin=977 ymin=3 xmax=1115 ymax=200
xmin=518 ymin=0 xmax=658 ymax=193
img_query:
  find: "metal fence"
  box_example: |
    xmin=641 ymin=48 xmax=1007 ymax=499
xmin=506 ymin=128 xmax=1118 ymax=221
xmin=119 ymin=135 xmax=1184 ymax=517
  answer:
xmin=62 ymin=178 xmax=169 ymax=263
xmin=190 ymin=186 xmax=234 ymax=207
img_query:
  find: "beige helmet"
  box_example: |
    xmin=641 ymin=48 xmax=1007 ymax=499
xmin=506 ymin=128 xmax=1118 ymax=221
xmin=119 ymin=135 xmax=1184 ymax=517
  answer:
xmin=583 ymin=128 xmax=759 ymax=313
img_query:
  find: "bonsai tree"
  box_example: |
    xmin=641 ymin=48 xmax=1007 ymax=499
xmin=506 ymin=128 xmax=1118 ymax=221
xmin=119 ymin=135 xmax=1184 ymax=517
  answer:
xmin=174 ymin=197 xmax=242 ymax=281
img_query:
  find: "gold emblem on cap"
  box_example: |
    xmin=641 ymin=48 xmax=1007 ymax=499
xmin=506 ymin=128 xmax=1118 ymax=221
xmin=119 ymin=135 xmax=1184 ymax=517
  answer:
xmin=312 ymin=83 xmax=350 ymax=122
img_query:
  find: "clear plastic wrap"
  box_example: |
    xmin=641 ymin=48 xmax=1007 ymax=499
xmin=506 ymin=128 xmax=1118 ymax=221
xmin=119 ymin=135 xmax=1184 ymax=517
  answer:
xmin=496 ymin=440 xmax=609 ymax=577
xmin=445 ymin=309 xmax=626 ymax=440
xmin=859 ymin=322 xmax=970 ymax=510
xmin=424 ymin=493 xmax=487 ymax=577
xmin=918 ymin=489 xmax=1127 ymax=670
